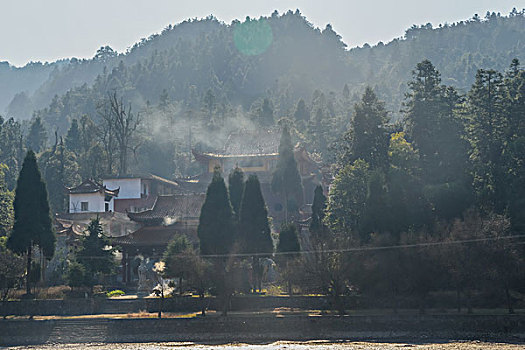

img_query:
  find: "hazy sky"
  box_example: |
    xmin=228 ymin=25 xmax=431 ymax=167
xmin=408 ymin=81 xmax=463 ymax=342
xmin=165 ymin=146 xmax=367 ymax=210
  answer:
xmin=2 ymin=0 xmax=524 ymax=67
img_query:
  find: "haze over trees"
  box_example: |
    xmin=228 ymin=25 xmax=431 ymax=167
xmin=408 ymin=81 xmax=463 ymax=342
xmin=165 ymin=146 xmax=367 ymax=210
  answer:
xmin=0 ymin=9 xmax=524 ymax=313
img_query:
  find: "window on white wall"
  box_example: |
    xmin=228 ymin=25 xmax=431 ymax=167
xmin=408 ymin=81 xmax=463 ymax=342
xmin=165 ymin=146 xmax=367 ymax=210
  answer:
xmin=81 ymin=202 xmax=89 ymax=211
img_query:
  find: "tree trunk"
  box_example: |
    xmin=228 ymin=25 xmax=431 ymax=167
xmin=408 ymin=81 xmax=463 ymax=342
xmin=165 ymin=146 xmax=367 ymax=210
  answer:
xmin=26 ymin=246 xmax=32 ymax=296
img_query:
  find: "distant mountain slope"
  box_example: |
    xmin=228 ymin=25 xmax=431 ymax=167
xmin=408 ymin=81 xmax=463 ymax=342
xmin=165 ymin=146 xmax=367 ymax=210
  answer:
xmin=3 ymin=10 xmax=525 ymax=127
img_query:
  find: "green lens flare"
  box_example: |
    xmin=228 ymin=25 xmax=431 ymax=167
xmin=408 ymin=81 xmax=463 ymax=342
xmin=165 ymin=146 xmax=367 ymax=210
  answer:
xmin=233 ymin=19 xmax=273 ymax=56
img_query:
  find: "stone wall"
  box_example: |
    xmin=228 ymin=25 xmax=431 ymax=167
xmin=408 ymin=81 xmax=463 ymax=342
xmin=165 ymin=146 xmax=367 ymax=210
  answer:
xmin=0 ymin=296 xmax=347 ymax=317
xmin=1 ymin=314 xmax=524 ymax=346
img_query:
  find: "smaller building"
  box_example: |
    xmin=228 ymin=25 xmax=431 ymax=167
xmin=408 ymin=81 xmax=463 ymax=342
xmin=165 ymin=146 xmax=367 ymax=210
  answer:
xmin=113 ymin=193 xmax=205 ymax=284
xmin=102 ymin=174 xmax=181 ymax=213
xmin=67 ymin=179 xmax=119 ymax=213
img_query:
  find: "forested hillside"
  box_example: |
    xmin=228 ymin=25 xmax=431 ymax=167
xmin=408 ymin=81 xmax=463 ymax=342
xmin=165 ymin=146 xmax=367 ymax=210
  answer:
xmin=2 ymin=9 xmax=525 ymax=127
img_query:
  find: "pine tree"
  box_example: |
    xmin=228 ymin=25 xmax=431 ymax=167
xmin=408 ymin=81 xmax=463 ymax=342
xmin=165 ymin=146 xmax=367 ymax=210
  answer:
xmin=75 ymin=217 xmax=114 ymax=289
xmin=338 ymin=87 xmax=390 ymax=169
xmin=40 ymin=141 xmax=81 ymax=213
xmin=239 ymin=175 xmax=273 ymax=292
xmin=228 ymin=167 xmax=245 ymax=219
xmin=404 ymin=60 xmax=472 ymax=220
xmin=466 ymin=69 xmax=506 ymax=212
xmin=26 ymin=117 xmax=47 ymax=153
xmin=162 ymin=234 xmax=192 ymax=294
xmin=271 ymin=126 xmax=303 ymax=221
xmin=7 ymin=151 xmax=55 ymax=295
xmin=65 ymin=119 xmax=82 ymax=154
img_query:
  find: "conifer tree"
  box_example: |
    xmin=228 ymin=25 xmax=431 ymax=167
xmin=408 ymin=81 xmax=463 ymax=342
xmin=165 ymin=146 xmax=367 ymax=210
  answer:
xmin=338 ymin=87 xmax=390 ymax=169
xmin=466 ymin=69 xmax=506 ymax=212
xmin=7 ymin=151 xmax=55 ymax=295
xmin=197 ymin=168 xmax=235 ymax=315
xmin=239 ymin=175 xmax=273 ymax=292
xmin=293 ymin=99 xmax=310 ymax=127
xmin=198 ymin=168 xmax=235 ymax=256
xmin=0 ymin=165 xmax=14 ymax=238
xmin=65 ymin=119 xmax=82 ymax=154
xmin=271 ymin=126 xmax=303 ymax=221
xmin=75 ymin=217 xmax=114 ymax=289
xmin=309 ymin=185 xmax=327 ymax=239
xmin=228 ymin=167 xmax=245 ymax=219
xmin=276 ymin=223 xmax=301 ymax=295
xmin=26 ymin=117 xmax=47 ymax=153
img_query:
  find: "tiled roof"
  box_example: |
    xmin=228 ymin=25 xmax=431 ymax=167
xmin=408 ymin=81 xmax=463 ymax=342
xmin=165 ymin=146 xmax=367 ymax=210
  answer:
xmin=101 ymin=173 xmax=179 ymax=188
xmin=127 ymin=194 xmax=205 ymax=224
xmin=111 ymin=224 xmax=197 ymax=247
xmin=67 ymin=179 xmax=119 ymax=196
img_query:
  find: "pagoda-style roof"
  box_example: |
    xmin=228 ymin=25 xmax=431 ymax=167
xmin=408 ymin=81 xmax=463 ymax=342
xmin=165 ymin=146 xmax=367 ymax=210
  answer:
xmin=127 ymin=194 xmax=205 ymax=225
xmin=193 ymin=128 xmax=281 ymax=161
xmin=67 ymin=179 xmax=119 ymax=197
xmin=111 ymin=223 xmax=195 ymax=247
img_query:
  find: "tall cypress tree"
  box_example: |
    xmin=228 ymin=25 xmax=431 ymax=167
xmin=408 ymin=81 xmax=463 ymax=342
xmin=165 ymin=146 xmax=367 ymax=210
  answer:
xmin=309 ymin=185 xmax=327 ymax=239
xmin=239 ymin=175 xmax=273 ymax=292
xmin=271 ymin=126 xmax=303 ymax=221
xmin=228 ymin=167 xmax=245 ymax=219
xmin=198 ymin=168 xmax=235 ymax=256
xmin=197 ymin=168 xmax=235 ymax=315
xmin=7 ymin=151 xmax=55 ymax=295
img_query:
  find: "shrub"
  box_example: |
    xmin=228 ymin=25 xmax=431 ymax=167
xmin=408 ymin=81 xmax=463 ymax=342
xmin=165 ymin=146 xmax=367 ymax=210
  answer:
xmin=107 ymin=289 xmax=125 ymax=297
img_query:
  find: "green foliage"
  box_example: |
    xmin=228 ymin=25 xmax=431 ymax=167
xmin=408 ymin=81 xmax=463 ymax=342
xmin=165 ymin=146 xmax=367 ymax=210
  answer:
xmin=0 ymin=165 xmax=14 ymax=237
xmin=39 ymin=142 xmax=81 ymax=213
xmin=239 ymin=175 xmax=273 ymax=255
xmin=0 ymin=236 xmax=25 ymax=301
xmin=26 ymin=117 xmax=47 ymax=153
xmin=197 ymin=168 xmax=235 ymax=256
xmin=325 ymin=159 xmax=370 ymax=238
xmin=66 ymin=261 xmax=86 ymax=289
xmin=162 ymin=234 xmax=192 ymax=280
xmin=338 ymin=87 xmax=390 ymax=169
xmin=7 ymin=150 xmax=55 ymax=257
xmin=75 ymin=217 xmax=114 ymax=287
xmin=106 ymin=289 xmax=125 ymax=297
xmin=65 ymin=119 xmax=82 ymax=154
xmin=309 ymin=185 xmax=327 ymax=238
xmin=228 ymin=167 xmax=245 ymax=218
xmin=276 ymin=223 xmax=300 ymax=254
xmin=0 ymin=117 xmax=24 ymax=190
xmin=271 ymin=126 xmax=304 ymax=220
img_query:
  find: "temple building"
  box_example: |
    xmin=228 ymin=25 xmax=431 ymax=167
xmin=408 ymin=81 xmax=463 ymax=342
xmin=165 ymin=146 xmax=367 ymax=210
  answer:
xmin=67 ymin=179 xmax=119 ymax=214
xmin=189 ymin=128 xmax=322 ymax=219
xmin=112 ymin=194 xmax=205 ymax=284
